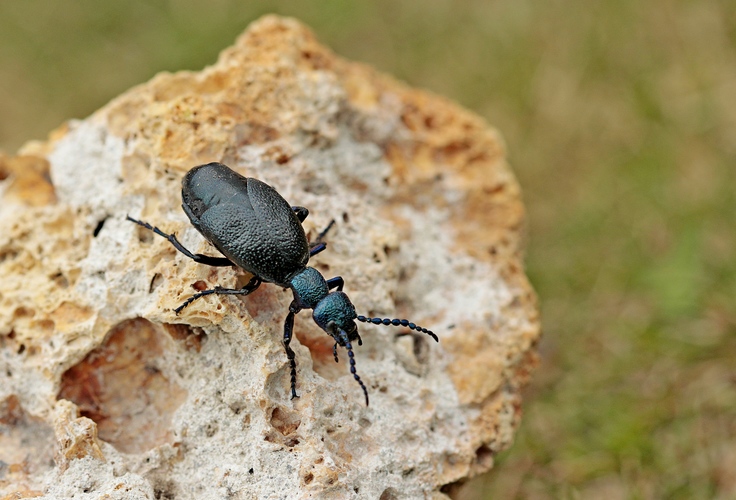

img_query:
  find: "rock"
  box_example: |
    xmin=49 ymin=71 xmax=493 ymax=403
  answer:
xmin=0 ymin=15 xmax=539 ymax=499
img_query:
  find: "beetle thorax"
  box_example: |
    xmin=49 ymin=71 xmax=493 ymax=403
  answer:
xmin=288 ymin=267 xmax=328 ymax=310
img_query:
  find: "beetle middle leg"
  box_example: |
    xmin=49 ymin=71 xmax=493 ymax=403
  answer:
xmin=174 ymin=276 xmax=262 ymax=314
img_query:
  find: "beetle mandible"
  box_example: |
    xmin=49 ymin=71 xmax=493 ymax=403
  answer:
xmin=127 ymin=162 xmax=438 ymax=405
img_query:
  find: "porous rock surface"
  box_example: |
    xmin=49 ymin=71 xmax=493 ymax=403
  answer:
xmin=0 ymin=15 xmax=539 ymax=500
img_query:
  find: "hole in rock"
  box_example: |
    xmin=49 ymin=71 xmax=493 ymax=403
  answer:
xmin=0 ymin=395 xmax=55 ymax=488
xmin=0 ymin=248 xmax=19 ymax=264
xmin=152 ymin=478 xmax=177 ymax=500
xmin=149 ymin=273 xmax=163 ymax=293
xmin=439 ymin=478 xmax=466 ymax=496
xmin=297 ymin=331 xmax=347 ymax=383
xmin=12 ymin=307 xmax=34 ymax=319
xmin=58 ymin=318 xmax=187 ymax=454
xmin=269 ymin=407 xmax=301 ymax=436
xmin=50 ymin=271 xmax=69 ymax=288
xmin=380 ymin=488 xmax=399 ymax=500
xmin=163 ymin=323 xmax=206 ymax=352
xmin=92 ymin=217 xmax=107 ymax=237
xmin=475 ymin=444 xmax=494 ymax=469
xmin=402 ymin=332 xmax=430 ymax=365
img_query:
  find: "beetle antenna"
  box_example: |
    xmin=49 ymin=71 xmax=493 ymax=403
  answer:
xmin=356 ymin=315 xmax=438 ymax=342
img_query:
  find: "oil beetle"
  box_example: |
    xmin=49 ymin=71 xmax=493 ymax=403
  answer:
xmin=128 ymin=162 xmax=437 ymax=405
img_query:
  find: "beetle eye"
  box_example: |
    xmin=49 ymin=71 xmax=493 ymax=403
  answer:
xmin=325 ymin=321 xmax=339 ymax=336
xmin=344 ymin=321 xmax=357 ymax=335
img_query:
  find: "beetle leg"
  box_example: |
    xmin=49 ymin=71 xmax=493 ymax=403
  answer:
xmin=127 ymin=216 xmax=234 ymax=267
xmin=292 ymin=206 xmax=309 ymax=222
xmin=333 ymin=342 xmax=339 ymax=363
xmin=308 ymin=220 xmax=336 ymax=257
xmin=283 ymin=302 xmax=302 ymax=400
xmin=315 ymin=219 xmax=335 ymax=243
xmin=326 ymin=276 xmax=344 ymax=292
xmin=174 ymin=276 xmax=262 ymax=314
xmin=309 ymin=242 xmax=327 ymax=257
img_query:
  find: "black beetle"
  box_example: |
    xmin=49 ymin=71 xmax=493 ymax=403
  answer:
xmin=128 ymin=162 xmax=437 ymax=405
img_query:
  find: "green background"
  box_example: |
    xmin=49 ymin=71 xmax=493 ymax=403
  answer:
xmin=2 ymin=1 xmax=734 ymax=498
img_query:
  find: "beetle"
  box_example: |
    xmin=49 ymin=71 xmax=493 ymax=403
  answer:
xmin=127 ymin=162 xmax=437 ymax=405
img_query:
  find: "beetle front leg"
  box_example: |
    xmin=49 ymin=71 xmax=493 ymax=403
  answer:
xmin=283 ymin=303 xmax=302 ymax=400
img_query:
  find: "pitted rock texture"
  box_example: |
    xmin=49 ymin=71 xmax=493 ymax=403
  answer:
xmin=0 ymin=15 xmax=539 ymax=500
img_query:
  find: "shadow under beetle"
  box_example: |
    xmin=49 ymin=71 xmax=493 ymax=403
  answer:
xmin=128 ymin=162 xmax=437 ymax=405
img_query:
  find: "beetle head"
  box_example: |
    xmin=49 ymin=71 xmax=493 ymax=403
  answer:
xmin=312 ymin=291 xmax=360 ymax=344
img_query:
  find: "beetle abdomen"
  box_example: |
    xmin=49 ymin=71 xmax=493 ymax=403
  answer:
xmin=182 ymin=163 xmax=309 ymax=285
xmin=200 ymin=203 xmax=308 ymax=284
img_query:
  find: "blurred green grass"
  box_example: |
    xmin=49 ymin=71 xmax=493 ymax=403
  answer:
xmin=2 ymin=1 xmax=734 ymax=498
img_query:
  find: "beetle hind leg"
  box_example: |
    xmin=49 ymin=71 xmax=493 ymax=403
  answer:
xmin=127 ymin=215 xmax=234 ymax=267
